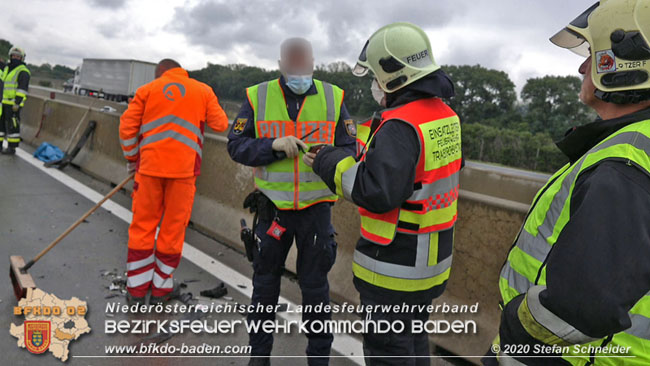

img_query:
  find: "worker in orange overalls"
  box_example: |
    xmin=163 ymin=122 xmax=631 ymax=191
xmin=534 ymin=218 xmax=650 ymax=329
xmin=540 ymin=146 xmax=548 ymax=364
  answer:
xmin=119 ymin=59 xmax=229 ymax=305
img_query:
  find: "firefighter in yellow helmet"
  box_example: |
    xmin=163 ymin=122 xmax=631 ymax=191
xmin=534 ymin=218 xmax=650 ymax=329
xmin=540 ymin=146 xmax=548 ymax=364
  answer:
xmin=485 ymin=1 xmax=650 ymax=365
xmin=1 ymin=47 xmax=30 ymax=155
xmin=307 ymin=22 xmax=459 ymax=364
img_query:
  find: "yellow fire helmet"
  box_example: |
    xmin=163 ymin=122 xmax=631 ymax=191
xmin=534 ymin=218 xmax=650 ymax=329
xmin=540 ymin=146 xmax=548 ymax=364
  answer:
xmin=353 ymin=22 xmax=440 ymax=93
xmin=551 ymin=0 xmax=650 ymax=104
xmin=9 ymin=46 xmax=26 ymax=60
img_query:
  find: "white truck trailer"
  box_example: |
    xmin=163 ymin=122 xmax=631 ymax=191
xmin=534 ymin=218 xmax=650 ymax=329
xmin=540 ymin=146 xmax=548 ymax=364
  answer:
xmin=74 ymin=59 xmax=156 ymax=102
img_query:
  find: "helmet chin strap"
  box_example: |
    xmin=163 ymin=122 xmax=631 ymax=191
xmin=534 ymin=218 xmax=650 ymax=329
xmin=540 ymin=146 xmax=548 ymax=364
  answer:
xmin=595 ymin=88 xmax=650 ymax=105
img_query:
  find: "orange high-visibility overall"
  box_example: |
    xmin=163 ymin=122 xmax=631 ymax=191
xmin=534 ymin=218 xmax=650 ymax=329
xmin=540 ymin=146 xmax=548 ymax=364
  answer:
xmin=119 ymin=67 xmax=229 ymax=297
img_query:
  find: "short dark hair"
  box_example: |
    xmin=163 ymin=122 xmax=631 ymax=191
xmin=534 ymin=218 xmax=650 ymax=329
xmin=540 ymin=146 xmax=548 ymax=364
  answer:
xmin=155 ymin=58 xmax=182 ymax=77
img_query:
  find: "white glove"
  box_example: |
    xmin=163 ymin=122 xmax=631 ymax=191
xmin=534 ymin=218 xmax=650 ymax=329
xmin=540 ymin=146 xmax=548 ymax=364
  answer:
xmin=272 ymin=136 xmax=308 ymax=159
xmin=126 ymin=161 xmax=137 ymax=174
xmin=12 ymin=104 xmax=19 ymax=112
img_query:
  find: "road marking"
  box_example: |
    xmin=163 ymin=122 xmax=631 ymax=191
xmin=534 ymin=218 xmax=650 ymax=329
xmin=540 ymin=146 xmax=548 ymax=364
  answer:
xmin=16 ymin=148 xmax=364 ymax=363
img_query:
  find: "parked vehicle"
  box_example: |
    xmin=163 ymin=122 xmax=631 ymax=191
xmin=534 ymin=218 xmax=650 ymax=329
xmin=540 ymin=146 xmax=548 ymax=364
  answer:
xmin=73 ymin=59 xmax=156 ymax=102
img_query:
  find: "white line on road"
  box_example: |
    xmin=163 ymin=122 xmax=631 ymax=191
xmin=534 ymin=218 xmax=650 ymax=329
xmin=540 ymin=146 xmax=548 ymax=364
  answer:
xmin=16 ymin=148 xmax=364 ymax=363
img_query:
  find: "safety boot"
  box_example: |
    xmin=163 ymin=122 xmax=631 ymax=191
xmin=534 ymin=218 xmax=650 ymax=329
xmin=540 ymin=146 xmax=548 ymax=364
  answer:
xmin=126 ymin=292 xmax=146 ymax=307
xmin=148 ymin=281 xmax=181 ymax=305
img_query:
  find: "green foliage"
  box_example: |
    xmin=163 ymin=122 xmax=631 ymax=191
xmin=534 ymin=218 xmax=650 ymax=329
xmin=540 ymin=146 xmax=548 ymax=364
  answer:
xmin=445 ymin=65 xmax=518 ymax=128
xmin=0 ymin=39 xmax=12 ymax=63
xmin=461 ymin=123 xmax=567 ymax=173
xmin=521 ymin=75 xmax=594 ymax=139
xmin=189 ymin=63 xmax=279 ymax=106
xmin=38 ymin=80 xmax=53 ymax=87
xmin=27 ymin=63 xmax=75 ymax=80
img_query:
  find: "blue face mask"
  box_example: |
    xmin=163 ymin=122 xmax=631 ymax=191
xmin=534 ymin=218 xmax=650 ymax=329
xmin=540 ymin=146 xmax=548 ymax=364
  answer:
xmin=285 ymin=74 xmax=313 ymax=95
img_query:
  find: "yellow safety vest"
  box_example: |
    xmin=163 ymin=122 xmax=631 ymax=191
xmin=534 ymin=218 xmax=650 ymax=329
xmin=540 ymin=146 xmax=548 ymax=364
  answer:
xmin=247 ymin=78 xmax=343 ymax=210
xmin=497 ymin=119 xmax=650 ymax=365
xmin=2 ymin=64 xmax=30 ymax=106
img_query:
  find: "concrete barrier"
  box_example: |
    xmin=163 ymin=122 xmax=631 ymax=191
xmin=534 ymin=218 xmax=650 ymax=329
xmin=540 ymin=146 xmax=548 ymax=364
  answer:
xmin=20 ymin=94 xmax=542 ymax=362
xmin=29 ymin=85 xmax=129 ymax=114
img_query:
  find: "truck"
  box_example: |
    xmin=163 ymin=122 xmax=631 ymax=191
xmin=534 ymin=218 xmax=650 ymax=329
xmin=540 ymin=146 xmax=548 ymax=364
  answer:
xmin=73 ymin=59 xmax=156 ymax=102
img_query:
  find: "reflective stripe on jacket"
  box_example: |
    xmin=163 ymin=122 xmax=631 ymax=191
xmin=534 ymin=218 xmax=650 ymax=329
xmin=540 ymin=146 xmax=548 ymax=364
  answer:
xmin=247 ymin=78 xmax=344 ymax=210
xmin=119 ymin=68 xmax=229 ymax=178
xmin=498 ymin=119 xmax=650 ymax=365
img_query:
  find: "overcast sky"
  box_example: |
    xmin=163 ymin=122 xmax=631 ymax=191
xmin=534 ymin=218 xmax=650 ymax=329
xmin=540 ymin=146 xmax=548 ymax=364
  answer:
xmin=5 ymin=0 xmax=595 ymax=90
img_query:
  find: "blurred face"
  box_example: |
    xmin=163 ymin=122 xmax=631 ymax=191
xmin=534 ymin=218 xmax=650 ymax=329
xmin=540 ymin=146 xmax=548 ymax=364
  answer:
xmin=579 ymin=56 xmax=598 ymax=107
xmin=279 ymin=47 xmax=314 ymax=76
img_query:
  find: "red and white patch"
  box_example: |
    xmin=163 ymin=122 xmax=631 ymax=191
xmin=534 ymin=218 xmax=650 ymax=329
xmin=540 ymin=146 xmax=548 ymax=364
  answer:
xmin=596 ymin=50 xmax=616 ymax=74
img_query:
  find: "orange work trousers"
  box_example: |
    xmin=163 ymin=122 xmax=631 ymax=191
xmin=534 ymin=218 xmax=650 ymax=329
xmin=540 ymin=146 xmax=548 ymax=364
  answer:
xmin=126 ymin=172 xmax=196 ymax=297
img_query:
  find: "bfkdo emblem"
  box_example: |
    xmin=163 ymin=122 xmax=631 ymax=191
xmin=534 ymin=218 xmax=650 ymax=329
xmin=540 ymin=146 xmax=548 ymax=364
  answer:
xmin=25 ymin=320 xmax=51 ymax=354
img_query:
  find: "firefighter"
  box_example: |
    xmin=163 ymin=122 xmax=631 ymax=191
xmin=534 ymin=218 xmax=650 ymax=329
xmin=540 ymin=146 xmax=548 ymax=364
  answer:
xmin=1 ymin=47 xmax=30 ymax=155
xmin=308 ymin=22 xmax=459 ymax=365
xmin=484 ymin=1 xmax=650 ymax=365
xmin=227 ymin=37 xmax=356 ymax=366
xmin=119 ymin=59 xmax=229 ymax=305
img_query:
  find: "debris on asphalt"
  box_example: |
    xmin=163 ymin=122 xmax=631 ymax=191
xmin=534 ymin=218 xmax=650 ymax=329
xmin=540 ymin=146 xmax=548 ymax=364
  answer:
xmin=101 ymin=270 xmax=117 ymax=277
xmin=177 ymin=292 xmax=193 ymax=304
xmin=101 ymin=268 xmax=129 ymax=295
xmin=199 ymin=282 xmax=227 ymax=299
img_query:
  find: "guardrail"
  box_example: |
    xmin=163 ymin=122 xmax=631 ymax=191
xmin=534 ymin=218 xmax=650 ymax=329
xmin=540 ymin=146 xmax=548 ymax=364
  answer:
xmin=19 ymin=93 xmax=545 ymax=362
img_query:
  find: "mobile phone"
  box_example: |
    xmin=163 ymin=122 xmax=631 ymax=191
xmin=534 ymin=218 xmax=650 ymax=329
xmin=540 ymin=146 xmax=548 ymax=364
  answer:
xmin=308 ymin=144 xmax=326 ymax=154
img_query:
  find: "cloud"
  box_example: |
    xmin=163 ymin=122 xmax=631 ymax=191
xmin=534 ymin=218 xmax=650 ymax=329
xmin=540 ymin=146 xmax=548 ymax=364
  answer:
xmin=169 ymin=0 xmax=468 ymax=67
xmin=88 ymin=0 xmax=128 ymax=9
xmin=169 ymin=1 xmax=316 ymax=63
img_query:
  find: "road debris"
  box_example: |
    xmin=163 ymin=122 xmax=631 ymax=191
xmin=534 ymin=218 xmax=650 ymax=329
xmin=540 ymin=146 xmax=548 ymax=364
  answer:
xmin=200 ymin=282 xmax=228 ymax=299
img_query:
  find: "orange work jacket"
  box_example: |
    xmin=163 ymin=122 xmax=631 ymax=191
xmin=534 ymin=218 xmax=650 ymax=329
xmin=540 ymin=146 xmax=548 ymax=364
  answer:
xmin=119 ymin=67 xmax=229 ymax=178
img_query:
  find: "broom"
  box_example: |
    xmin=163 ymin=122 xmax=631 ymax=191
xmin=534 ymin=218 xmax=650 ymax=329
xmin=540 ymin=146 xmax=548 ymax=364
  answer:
xmin=10 ymin=173 xmax=134 ymax=300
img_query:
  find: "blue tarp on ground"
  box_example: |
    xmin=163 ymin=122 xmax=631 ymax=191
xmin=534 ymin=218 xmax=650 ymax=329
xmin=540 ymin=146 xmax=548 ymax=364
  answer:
xmin=33 ymin=142 xmax=64 ymax=163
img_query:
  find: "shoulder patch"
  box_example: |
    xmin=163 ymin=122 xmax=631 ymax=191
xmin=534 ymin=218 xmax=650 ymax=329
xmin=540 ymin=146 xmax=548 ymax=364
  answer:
xmin=233 ymin=118 xmax=248 ymax=135
xmin=344 ymin=119 xmax=357 ymax=137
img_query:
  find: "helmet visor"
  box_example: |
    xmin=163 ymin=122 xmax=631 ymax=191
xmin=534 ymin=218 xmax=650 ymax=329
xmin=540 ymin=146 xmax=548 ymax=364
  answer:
xmin=550 ymin=28 xmax=590 ymax=57
xmin=352 ymin=40 xmax=370 ymax=77
xmin=549 ymin=2 xmax=599 ymax=57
